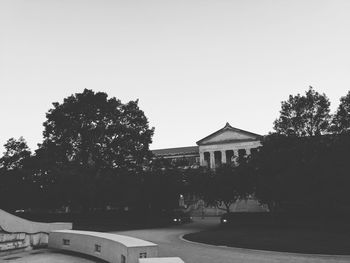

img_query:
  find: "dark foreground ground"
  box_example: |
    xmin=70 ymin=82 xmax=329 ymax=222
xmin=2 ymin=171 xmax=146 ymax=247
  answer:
xmin=184 ymin=212 xmax=350 ymax=255
xmin=184 ymin=224 xmax=350 ymax=255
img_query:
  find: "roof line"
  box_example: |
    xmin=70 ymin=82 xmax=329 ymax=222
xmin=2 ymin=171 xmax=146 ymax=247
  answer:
xmin=151 ymin=145 xmax=198 ymax=151
xmin=196 ymin=122 xmax=262 ymax=145
xmin=198 ymin=138 xmax=260 ymax=146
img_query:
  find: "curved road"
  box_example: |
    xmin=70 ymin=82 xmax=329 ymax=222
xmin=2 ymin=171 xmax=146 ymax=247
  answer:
xmin=113 ymin=217 xmax=350 ymax=263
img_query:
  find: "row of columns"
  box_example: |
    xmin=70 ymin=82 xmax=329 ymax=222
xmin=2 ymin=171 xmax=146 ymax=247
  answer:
xmin=199 ymin=148 xmax=252 ymax=169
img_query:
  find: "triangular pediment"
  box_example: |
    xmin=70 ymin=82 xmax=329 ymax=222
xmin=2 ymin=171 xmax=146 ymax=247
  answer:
xmin=196 ymin=123 xmax=262 ymax=146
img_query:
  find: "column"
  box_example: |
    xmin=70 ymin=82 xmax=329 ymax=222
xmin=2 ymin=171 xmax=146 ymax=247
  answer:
xmin=199 ymin=152 xmax=205 ymax=166
xmin=210 ymin=151 xmax=215 ymax=169
xmin=246 ymin=148 xmax=251 ymax=155
xmin=221 ymin=150 xmax=227 ymax=164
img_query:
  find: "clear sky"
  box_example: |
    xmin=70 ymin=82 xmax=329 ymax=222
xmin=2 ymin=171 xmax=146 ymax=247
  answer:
xmin=1 ymin=0 xmax=350 ymax=153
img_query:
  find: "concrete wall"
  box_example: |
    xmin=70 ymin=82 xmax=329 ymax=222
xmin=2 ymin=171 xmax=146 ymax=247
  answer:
xmin=49 ymin=230 xmax=158 ymax=263
xmin=0 ymin=231 xmax=48 ymax=255
xmin=0 ymin=209 xmax=72 ymax=255
xmin=0 ymin=209 xmax=72 ymax=234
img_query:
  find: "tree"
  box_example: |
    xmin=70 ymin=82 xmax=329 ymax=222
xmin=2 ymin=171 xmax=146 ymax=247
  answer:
xmin=41 ymin=89 xmax=154 ymax=170
xmin=141 ymin=169 xmax=184 ymax=211
xmin=331 ymin=91 xmax=350 ymax=134
xmin=274 ymin=87 xmax=331 ymax=136
xmin=37 ymin=89 xmax=154 ymax=209
xmin=250 ymin=133 xmax=350 ymax=214
xmin=0 ymin=137 xmax=38 ymax=210
xmin=0 ymin=137 xmax=31 ymax=170
xmin=201 ymin=160 xmax=254 ymax=213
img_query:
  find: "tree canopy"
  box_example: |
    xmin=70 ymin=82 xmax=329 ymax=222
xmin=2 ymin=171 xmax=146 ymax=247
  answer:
xmin=41 ymin=89 xmax=154 ymax=170
xmin=199 ymin=155 xmax=254 ymax=213
xmin=0 ymin=137 xmax=31 ymax=170
xmin=331 ymin=91 xmax=350 ymax=134
xmin=249 ymin=133 xmax=350 ymax=213
xmin=0 ymin=137 xmax=42 ymax=211
xmin=30 ymin=89 xmax=155 ymax=210
xmin=273 ymin=87 xmax=331 ymax=136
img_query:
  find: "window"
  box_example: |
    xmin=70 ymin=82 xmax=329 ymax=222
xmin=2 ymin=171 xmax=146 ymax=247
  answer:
xmin=139 ymin=252 xmax=147 ymax=258
xmin=95 ymin=244 xmax=101 ymax=253
xmin=62 ymin=239 xmax=70 ymax=246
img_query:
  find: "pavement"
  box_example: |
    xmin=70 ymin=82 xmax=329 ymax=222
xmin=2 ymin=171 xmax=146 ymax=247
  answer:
xmin=1 ymin=217 xmax=350 ymax=263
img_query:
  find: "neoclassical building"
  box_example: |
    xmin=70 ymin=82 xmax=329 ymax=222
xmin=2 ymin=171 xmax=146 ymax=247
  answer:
xmin=152 ymin=123 xmax=262 ymax=168
xmin=152 ymin=123 xmax=267 ymax=213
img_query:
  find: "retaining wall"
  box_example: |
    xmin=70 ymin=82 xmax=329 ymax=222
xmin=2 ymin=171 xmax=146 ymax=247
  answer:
xmin=49 ymin=230 xmax=158 ymax=263
xmin=0 ymin=209 xmax=72 ymax=255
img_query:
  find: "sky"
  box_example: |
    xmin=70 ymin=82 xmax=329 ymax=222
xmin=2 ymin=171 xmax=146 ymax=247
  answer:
xmin=1 ymin=0 xmax=350 ymax=153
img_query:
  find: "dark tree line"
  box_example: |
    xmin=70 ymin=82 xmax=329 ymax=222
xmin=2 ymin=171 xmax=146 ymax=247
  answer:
xmin=0 ymin=89 xmax=164 ymax=212
xmin=250 ymin=133 xmax=350 ymax=214
xmin=190 ymin=88 xmax=350 ymax=214
xmin=192 ymin=87 xmax=350 ymax=214
xmin=256 ymin=87 xmax=350 ymax=214
xmin=1 ymin=87 xmax=350 ymax=215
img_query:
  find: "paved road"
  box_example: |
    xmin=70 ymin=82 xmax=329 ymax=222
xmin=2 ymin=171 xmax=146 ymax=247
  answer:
xmin=113 ymin=217 xmax=350 ymax=263
xmin=2 ymin=217 xmax=350 ymax=263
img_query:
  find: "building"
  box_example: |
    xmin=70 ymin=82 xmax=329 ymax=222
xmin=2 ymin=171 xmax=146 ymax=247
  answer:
xmin=151 ymin=123 xmax=267 ymax=213
xmin=152 ymin=122 xmax=263 ymax=168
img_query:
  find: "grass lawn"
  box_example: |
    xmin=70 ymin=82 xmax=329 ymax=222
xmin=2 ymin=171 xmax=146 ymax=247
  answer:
xmin=184 ymin=224 xmax=350 ymax=255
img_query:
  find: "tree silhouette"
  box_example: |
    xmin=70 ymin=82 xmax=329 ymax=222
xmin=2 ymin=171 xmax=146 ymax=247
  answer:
xmin=274 ymin=87 xmax=331 ymax=136
xmin=201 ymin=161 xmax=254 ymax=213
xmin=37 ymin=89 xmax=154 ymax=210
xmin=331 ymin=91 xmax=350 ymax=134
xmin=41 ymin=89 xmax=154 ymax=170
xmin=0 ymin=137 xmax=37 ymax=211
xmin=0 ymin=137 xmax=31 ymax=170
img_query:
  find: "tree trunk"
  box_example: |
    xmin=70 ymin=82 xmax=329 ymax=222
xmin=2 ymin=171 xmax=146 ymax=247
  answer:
xmin=224 ymin=201 xmax=231 ymax=213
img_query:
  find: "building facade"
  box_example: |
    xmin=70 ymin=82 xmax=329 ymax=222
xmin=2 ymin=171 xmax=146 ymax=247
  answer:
xmin=152 ymin=122 xmax=263 ymax=168
xmin=151 ymin=123 xmax=267 ymax=213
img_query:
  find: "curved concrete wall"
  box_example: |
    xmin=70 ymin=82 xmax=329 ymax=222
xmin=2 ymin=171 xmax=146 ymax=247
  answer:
xmin=49 ymin=230 xmax=158 ymax=263
xmin=0 ymin=209 xmax=72 ymax=234
xmin=0 ymin=209 xmax=72 ymax=255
